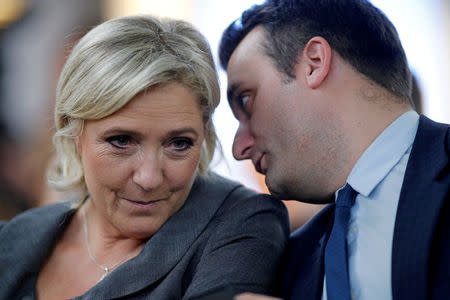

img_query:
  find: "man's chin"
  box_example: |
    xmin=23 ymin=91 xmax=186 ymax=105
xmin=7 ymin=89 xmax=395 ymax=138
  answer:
xmin=293 ymin=194 xmax=334 ymax=204
xmin=266 ymin=179 xmax=334 ymax=204
xmin=265 ymin=180 xmax=293 ymax=200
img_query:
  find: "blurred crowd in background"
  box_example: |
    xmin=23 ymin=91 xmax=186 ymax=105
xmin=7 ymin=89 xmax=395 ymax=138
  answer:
xmin=0 ymin=0 xmax=449 ymax=230
xmin=0 ymin=0 xmax=103 ymax=219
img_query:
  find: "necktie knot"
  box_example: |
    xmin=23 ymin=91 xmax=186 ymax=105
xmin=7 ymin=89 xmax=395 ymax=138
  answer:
xmin=335 ymin=183 xmax=357 ymax=208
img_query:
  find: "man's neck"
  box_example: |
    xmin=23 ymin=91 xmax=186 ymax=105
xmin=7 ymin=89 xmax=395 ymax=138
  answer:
xmin=339 ymin=88 xmax=412 ymax=187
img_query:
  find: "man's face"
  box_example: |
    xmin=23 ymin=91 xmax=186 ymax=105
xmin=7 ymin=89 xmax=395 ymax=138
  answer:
xmin=226 ymin=26 xmax=341 ymax=202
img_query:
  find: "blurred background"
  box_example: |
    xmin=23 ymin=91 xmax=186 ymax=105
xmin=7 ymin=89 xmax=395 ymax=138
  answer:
xmin=0 ymin=0 xmax=449 ymax=228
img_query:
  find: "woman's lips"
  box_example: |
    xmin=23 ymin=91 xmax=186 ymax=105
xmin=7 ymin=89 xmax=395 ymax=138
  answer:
xmin=129 ymin=199 xmax=158 ymax=205
xmin=122 ymin=197 xmax=163 ymax=208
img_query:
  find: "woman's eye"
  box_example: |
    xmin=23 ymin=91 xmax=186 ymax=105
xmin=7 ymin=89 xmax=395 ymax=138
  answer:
xmin=106 ymin=135 xmax=132 ymax=148
xmin=167 ymin=138 xmax=193 ymax=152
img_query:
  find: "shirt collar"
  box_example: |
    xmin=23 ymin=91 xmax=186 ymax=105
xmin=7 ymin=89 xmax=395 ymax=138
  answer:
xmin=347 ymin=110 xmax=420 ymax=197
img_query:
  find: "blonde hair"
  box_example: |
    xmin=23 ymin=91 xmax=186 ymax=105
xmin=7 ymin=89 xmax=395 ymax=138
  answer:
xmin=48 ymin=15 xmax=220 ymax=198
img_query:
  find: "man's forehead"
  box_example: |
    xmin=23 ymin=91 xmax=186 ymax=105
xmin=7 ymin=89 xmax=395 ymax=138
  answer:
xmin=227 ymin=26 xmax=267 ymax=74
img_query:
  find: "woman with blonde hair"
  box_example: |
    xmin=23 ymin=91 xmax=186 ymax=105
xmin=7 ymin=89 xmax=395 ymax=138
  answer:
xmin=0 ymin=15 xmax=288 ymax=299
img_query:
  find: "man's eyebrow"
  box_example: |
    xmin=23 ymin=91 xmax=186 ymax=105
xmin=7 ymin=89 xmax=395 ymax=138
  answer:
xmin=227 ymin=83 xmax=240 ymax=104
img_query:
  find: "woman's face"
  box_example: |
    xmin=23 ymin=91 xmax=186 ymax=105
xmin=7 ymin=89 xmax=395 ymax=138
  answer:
xmin=76 ymin=83 xmax=205 ymax=239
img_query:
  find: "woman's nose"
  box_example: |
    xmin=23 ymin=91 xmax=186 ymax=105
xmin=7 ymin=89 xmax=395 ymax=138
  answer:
xmin=132 ymin=153 xmax=163 ymax=191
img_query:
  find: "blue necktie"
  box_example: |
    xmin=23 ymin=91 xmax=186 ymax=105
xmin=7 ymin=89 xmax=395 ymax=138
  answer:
xmin=325 ymin=183 xmax=357 ymax=300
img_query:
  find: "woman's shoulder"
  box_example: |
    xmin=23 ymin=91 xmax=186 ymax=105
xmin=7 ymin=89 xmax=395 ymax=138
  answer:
xmin=180 ymin=174 xmax=290 ymax=298
xmin=194 ymin=172 xmax=246 ymax=193
xmin=195 ymin=172 xmax=268 ymax=202
xmin=198 ymin=172 xmax=289 ymax=234
xmin=0 ymin=202 xmax=75 ymax=299
xmin=205 ymin=173 xmax=286 ymax=214
xmin=0 ymin=202 xmax=74 ymax=236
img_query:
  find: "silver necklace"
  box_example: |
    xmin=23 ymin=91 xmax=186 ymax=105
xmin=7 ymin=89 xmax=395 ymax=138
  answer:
xmin=82 ymin=210 xmax=141 ymax=282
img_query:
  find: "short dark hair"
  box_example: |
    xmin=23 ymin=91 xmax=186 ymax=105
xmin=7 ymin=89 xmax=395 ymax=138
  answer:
xmin=219 ymin=0 xmax=412 ymax=103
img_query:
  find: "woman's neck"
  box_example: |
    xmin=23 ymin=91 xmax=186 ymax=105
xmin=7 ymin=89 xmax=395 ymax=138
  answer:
xmin=78 ymin=201 xmax=145 ymax=267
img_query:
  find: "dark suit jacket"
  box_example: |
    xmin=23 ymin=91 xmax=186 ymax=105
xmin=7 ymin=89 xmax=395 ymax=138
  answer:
xmin=280 ymin=115 xmax=450 ymax=300
xmin=0 ymin=173 xmax=289 ymax=299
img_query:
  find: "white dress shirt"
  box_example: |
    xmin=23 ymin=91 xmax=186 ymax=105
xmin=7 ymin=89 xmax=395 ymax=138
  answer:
xmin=322 ymin=111 xmax=420 ymax=300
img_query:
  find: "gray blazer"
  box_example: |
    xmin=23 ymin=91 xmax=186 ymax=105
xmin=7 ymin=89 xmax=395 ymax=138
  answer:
xmin=0 ymin=173 xmax=289 ymax=299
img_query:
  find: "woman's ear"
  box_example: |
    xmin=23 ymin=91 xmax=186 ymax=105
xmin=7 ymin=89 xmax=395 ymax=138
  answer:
xmin=299 ymin=36 xmax=332 ymax=89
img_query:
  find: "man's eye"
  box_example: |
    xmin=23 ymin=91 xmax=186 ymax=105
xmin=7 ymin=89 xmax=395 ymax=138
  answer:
xmin=240 ymin=95 xmax=250 ymax=109
xmin=167 ymin=137 xmax=193 ymax=152
xmin=237 ymin=95 xmax=250 ymax=111
xmin=106 ymin=135 xmax=132 ymax=148
xmin=236 ymin=94 xmax=252 ymax=118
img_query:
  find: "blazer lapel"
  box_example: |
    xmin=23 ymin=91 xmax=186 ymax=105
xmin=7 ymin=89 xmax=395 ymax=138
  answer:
xmin=280 ymin=204 xmax=334 ymax=300
xmin=392 ymin=116 xmax=449 ymax=300
xmin=85 ymin=174 xmax=240 ymax=298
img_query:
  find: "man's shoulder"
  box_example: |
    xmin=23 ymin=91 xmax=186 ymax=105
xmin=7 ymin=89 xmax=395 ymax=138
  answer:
xmin=414 ymin=115 xmax=450 ymax=153
xmin=278 ymin=204 xmax=333 ymax=299
xmin=392 ymin=115 xmax=450 ymax=300
xmin=406 ymin=115 xmax=449 ymax=181
xmin=288 ymin=204 xmax=333 ymax=251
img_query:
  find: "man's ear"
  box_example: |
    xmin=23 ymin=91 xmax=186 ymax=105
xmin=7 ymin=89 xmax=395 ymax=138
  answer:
xmin=298 ymin=36 xmax=332 ymax=89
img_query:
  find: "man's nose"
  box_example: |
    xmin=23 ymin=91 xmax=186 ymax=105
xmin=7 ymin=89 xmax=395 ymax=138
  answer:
xmin=133 ymin=152 xmax=163 ymax=191
xmin=232 ymin=121 xmax=254 ymax=160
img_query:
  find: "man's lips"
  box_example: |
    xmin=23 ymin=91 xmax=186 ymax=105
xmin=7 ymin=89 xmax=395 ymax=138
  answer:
xmin=253 ymin=154 xmax=267 ymax=175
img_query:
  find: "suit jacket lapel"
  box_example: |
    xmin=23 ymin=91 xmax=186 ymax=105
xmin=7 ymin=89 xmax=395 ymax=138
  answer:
xmin=86 ymin=174 xmax=240 ymax=298
xmin=280 ymin=204 xmax=334 ymax=300
xmin=392 ymin=116 xmax=449 ymax=300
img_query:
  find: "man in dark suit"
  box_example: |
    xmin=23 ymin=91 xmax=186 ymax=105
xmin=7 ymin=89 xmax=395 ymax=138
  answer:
xmin=219 ymin=0 xmax=449 ymax=299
